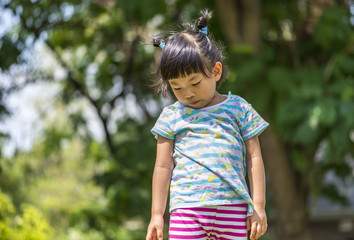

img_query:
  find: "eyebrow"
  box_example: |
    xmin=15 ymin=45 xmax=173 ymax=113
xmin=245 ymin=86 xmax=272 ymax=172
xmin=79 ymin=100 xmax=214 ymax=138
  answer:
xmin=169 ymin=75 xmax=199 ymax=85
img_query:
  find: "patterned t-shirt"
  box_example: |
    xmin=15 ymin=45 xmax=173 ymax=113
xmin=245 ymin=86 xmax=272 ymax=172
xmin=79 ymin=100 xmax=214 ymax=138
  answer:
xmin=151 ymin=92 xmax=269 ymax=216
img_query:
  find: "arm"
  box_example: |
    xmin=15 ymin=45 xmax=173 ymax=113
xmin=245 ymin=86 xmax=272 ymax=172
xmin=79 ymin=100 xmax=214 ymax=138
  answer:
xmin=245 ymin=135 xmax=267 ymax=240
xmin=146 ymin=135 xmax=174 ymax=240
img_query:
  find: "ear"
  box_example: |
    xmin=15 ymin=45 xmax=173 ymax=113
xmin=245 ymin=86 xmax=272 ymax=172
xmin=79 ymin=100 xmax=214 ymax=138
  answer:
xmin=213 ymin=62 xmax=223 ymax=81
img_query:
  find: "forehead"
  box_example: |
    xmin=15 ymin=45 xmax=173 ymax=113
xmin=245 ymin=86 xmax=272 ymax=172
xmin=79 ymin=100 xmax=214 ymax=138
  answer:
xmin=168 ymin=73 xmax=202 ymax=85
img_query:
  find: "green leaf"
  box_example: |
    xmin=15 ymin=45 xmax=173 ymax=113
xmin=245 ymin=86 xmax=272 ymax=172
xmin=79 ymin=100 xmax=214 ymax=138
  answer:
xmin=0 ymin=36 xmax=21 ymax=70
xmin=293 ymin=117 xmax=319 ymax=144
xmin=268 ymin=66 xmax=294 ymax=97
xmin=291 ymin=150 xmax=310 ymax=171
xmin=314 ymin=7 xmax=351 ymax=52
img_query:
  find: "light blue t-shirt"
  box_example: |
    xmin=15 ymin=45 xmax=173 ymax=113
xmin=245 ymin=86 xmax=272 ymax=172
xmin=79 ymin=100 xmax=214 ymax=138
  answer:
xmin=151 ymin=92 xmax=269 ymax=216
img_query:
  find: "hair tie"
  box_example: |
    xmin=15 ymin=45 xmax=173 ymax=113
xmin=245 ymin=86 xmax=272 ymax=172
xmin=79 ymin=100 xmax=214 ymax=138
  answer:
xmin=153 ymin=38 xmax=165 ymax=49
xmin=199 ymin=26 xmax=208 ymax=35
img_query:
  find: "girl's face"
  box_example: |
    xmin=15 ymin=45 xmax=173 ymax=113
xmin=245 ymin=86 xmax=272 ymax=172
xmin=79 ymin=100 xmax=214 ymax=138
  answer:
xmin=168 ymin=62 xmax=223 ymax=109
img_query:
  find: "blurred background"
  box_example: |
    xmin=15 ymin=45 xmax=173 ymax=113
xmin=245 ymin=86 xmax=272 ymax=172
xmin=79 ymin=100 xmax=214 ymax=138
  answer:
xmin=0 ymin=0 xmax=353 ymax=240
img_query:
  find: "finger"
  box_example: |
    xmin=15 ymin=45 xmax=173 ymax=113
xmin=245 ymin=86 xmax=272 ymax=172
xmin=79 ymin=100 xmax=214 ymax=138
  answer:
xmin=146 ymin=229 xmax=153 ymax=240
xmin=250 ymin=222 xmax=257 ymax=240
xmin=246 ymin=217 xmax=251 ymax=231
xmin=255 ymin=223 xmax=263 ymax=239
xmin=146 ymin=227 xmax=157 ymax=240
xmin=261 ymin=222 xmax=268 ymax=235
xmin=157 ymin=228 xmax=163 ymax=240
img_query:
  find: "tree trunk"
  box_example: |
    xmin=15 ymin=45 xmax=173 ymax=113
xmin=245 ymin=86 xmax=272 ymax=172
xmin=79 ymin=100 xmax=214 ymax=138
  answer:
xmin=216 ymin=2 xmax=312 ymax=239
xmin=215 ymin=0 xmax=241 ymax=44
xmin=215 ymin=1 xmax=343 ymax=240
xmin=241 ymin=0 xmax=260 ymax=51
xmin=215 ymin=0 xmax=260 ymax=52
xmin=260 ymin=128 xmax=311 ymax=240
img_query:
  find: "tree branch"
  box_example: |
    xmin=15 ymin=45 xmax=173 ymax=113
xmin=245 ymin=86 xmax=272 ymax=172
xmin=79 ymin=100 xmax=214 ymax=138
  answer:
xmin=45 ymin=40 xmax=118 ymax=160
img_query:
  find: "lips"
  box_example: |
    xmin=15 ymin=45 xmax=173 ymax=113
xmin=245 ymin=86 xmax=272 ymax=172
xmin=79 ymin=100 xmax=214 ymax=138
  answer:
xmin=189 ymin=100 xmax=200 ymax=105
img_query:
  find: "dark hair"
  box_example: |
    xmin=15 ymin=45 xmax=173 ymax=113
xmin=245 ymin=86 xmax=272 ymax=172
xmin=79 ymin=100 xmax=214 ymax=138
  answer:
xmin=152 ymin=9 xmax=225 ymax=98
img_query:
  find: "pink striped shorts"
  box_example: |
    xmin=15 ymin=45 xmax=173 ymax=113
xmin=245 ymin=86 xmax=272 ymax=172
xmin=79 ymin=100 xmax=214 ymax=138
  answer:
xmin=169 ymin=203 xmax=247 ymax=240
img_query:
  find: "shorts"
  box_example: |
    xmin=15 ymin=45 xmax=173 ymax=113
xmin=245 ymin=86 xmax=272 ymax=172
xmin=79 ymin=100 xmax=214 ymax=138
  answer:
xmin=169 ymin=203 xmax=247 ymax=240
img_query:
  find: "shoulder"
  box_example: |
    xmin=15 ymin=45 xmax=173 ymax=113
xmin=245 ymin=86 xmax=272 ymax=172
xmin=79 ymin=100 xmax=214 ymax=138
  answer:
xmin=160 ymin=101 xmax=185 ymax=118
xmin=224 ymin=92 xmax=250 ymax=110
xmin=163 ymin=101 xmax=184 ymax=112
xmin=228 ymin=93 xmax=247 ymax=103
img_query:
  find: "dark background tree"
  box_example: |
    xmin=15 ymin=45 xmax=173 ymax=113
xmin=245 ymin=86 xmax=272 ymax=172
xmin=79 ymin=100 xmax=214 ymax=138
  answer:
xmin=0 ymin=0 xmax=353 ymax=239
xmin=215 ymin=1 xmax=354 ymax=240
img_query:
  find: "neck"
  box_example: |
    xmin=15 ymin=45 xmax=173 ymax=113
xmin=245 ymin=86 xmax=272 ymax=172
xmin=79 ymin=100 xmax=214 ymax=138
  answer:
xmin=213 ymin=91 xmax=224 ymax=104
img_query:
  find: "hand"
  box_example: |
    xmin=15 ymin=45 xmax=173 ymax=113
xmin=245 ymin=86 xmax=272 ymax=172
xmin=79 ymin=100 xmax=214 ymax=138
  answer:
xmin=247 ymin=205 xmax=267 ymax=240
xmin=146 ymin=215 xmax=164 ymax=240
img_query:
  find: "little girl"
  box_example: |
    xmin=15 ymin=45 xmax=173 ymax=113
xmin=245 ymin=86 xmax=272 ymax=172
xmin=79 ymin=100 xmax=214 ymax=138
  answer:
xmin=146 ymin=10 xmax=268 ymax=240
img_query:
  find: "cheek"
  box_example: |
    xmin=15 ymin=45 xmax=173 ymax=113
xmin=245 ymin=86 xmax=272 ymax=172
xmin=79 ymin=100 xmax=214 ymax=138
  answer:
xmin=172 ymin=90 xmax=183 ymax=99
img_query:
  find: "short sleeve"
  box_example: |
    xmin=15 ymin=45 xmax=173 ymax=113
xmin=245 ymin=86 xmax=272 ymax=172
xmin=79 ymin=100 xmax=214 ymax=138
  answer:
xmin=151 ymin=107 xmax=176 ymax=140
xmin=240 ymin=103 xmax=269 ymax=140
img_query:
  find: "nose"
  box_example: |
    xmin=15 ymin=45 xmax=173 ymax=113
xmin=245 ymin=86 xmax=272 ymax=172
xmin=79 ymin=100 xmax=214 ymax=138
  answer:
xmin=185 ymin=88 xmax=195 ymax=99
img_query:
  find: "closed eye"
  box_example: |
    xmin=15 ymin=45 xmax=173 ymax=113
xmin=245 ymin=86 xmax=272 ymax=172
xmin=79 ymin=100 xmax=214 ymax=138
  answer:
xmin=173 ymin=87 xmax=181 ymax=91
xmin=192 ymin=81 xmax=201 ymax=86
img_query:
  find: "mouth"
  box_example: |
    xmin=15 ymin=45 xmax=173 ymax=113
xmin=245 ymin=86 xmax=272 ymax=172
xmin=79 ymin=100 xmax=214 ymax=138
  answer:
xmin=189 ymin=100 xmax=200 ymax=106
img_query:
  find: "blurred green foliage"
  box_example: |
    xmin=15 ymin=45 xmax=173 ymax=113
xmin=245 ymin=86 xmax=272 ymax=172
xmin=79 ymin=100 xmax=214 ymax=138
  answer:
xmin=0 ymin=190 xmax=55 ymax=240
xmin=0 ymin=0 xmax=353 ymax=239
xmin=221 ymin=3 xmax=354 ymax=208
